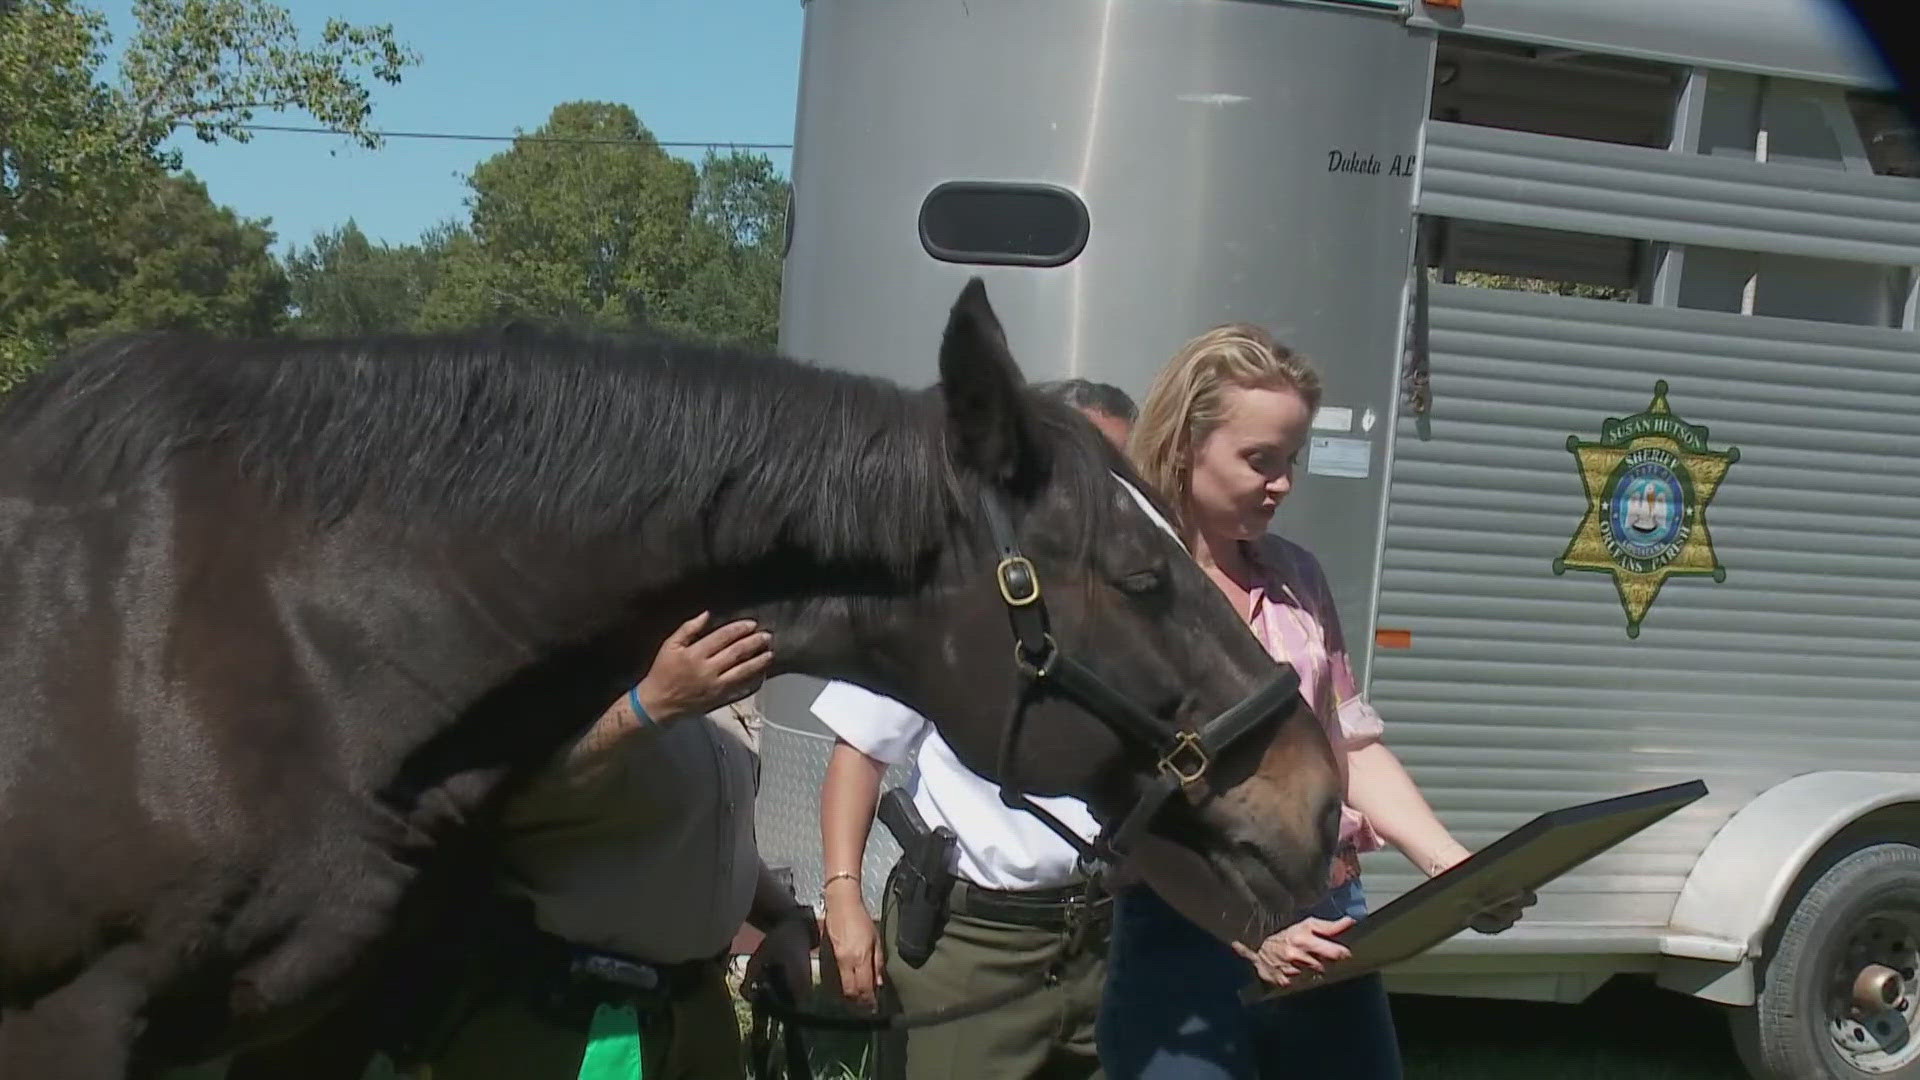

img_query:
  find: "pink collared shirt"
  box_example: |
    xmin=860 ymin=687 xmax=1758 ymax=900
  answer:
xmin=1240 ymin=534 xmax=1385 ymax=863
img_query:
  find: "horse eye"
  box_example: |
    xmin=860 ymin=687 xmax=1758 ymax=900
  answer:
xmin=1117 ymin=567 xmax=1165 ymax=595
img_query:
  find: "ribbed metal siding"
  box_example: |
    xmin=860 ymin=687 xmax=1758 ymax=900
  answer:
xmin=1421 ymin=120 xmax=1920 ymax=267
xmin=1362 ymin=283 xmax=1920 ymax=930
xmin=1402 ymin=0 xmax=1890 ymax=90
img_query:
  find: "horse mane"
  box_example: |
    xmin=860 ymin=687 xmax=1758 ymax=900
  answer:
xmin=0 ymin=326 xmax=1131 ymax=577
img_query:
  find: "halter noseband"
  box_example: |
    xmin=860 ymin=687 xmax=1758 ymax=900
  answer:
xmin=976 ymin=489 xmax=1304 ymax=868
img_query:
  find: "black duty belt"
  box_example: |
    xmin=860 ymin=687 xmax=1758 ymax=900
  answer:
xmin=563 ymin=947 xmax=721 ymax=1003
xmin=379 ymin=917 xmax=725 ymax=1070
xmin=946 ymin=880 xmax=1113 ymax=934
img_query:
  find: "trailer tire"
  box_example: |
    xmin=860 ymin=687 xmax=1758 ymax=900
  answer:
xmin=1734 ymin=842 xmax=1920 ymax=1079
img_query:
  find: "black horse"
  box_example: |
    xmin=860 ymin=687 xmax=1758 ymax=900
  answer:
xmin=0 ymin=280 xmax=1342 ymax=1078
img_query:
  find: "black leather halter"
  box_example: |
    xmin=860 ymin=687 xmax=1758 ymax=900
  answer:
xmin=976 ymin=489 xmax=1303 ymax=867
xmin=737 ymin=492 xmax=1309 ymax=1075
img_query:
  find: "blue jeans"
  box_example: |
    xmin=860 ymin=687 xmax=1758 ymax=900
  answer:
xmin=1095 ymin=880 xmax=1403 ymax=1080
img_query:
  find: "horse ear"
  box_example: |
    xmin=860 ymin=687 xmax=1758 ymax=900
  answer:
xmin=938 ymin=278 xmax=1043 ymax=489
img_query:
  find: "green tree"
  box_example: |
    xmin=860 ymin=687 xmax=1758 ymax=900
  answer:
xmin=0 ymin=333 xmax=50 ymax=396
xmin=285 ymin=219 xmax=461 ymax=335
xmin=0 ymin=171 xmax=290 ymax=348
xmin=419 ymin=101 xmax=704 ymax=335
xmin=673 ymin=149 xmax=790 ymax=347
xmin=418 ymin=103 xmax=792 ymax=348
xmin=0 ymin=0 xmax=416 ymax=376
xmin=2 ymin=0 xmax=145 ymax=247
xmin=2 ymin=0 xmax=414 ymax=234
xmin=1445 ymin=268 xmax=1636 ymax=302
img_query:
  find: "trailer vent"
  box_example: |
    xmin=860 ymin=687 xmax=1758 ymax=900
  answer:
xmin=918 ymin=182 xmax=1090 ymax=268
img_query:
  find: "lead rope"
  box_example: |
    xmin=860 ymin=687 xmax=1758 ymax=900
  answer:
xmin=745 ymin=959 xmax=1070 ymax=1080
xmin=747 ymin=976 xmax=813 ymax=1080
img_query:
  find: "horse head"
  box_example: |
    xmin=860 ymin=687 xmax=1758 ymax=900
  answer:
xmin=782 ymin=280 xmax=1343 ymax=939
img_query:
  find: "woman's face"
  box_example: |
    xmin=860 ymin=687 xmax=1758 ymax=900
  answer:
xmin=1185 ymin=384 xmax=1313 ymax=545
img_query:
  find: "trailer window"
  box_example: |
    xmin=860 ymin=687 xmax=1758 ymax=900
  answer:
xmin=1847 ymin=91 xmax=1920 ymax=178
xmin=1423 ymin=218 xmax=1644 ymax=303
xmin=1431 ymin=36 xmax=1681 ymax=149
xmin=918 ymin=182 xmax=1090 ymax=268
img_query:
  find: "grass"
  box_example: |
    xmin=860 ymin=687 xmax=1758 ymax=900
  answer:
xmin=738 ymin=975 xmax=1752 ymax=1079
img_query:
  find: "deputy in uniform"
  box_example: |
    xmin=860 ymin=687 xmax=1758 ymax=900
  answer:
xmin=403 ymin=612 xmax=816 ymax=1079
xmin=814 ymin=381 xmax=1135 ymax=1080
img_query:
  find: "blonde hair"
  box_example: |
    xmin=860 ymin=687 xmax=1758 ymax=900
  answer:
xmin=1126 ymin=324 xmax=1323 ymax=535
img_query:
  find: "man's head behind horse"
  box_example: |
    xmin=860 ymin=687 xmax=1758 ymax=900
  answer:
xmin=831 ymin=281 xmax=1341 ymax=933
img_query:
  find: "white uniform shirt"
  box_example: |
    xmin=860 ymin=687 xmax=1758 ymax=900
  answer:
xmin=810 ymin=680 xmax=1101 ymax=891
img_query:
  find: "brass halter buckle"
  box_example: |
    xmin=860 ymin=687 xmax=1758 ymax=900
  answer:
xmin=996 ymin=555 xmax=1041 ymax=607
xmin=1157 ymin=730 xmax=1210 ymax=786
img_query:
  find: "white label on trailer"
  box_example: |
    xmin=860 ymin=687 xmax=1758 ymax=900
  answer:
xmin=1177 ymin=92 xmax=1251 ymax=107
xmin=1308 ymin=436 xmax=1371 ymax=479
xmin=1312 ymin=405 xmax=1353 ymax=432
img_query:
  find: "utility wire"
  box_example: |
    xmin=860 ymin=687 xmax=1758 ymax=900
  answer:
xmin=175 ymin=121 xmax=792 ymax=150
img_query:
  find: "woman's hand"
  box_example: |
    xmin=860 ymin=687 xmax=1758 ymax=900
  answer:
xmin=1467 ymin=888 xmax=1538 ymax=934
xmin=823 ymin=879 xmax=887 ymax=1011
xmin=1427 ymin=848 xmax=1538 ymax=935
xmin=1233 ymin=915 xmax=1354 ymax=988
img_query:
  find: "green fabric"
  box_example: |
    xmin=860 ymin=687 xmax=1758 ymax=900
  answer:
xmin=575 ymin=1002 xmax=645 ymax=1080
xmin=402 ymin=960 xmax=743 ymax=1080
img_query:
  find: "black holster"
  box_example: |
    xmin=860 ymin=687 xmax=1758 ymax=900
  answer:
xmin=877 ymin=787 xmax=956 ymax=969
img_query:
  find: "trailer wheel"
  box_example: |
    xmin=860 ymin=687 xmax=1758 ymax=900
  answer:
xmin=1735 ymin=843 xmax=1920 ymax=1079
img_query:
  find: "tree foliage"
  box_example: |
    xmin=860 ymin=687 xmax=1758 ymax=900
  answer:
xmin=409 ymin=102 xmax=790 ymax=347
xmin=0 ymin=0 xmax=416 ymax=374
xmin=284 ymin=219 xmax=460 ymax=336
xmin=3 ymin=0 xmax=415 ymax=234
xmin=677 ymin=149 xmax=788 ymax=347
xmin=1 ymin=0 xmax=140 ymax=241
xmin=415 ymin=102 xmax=702 ymax=335
xmin=1446 ymin=268 xmax=1636 ymax=302
xmin=278 ymin=103 xmax=791 ymax=350
xmin=0 ymin=171 xmax=289 ymax=348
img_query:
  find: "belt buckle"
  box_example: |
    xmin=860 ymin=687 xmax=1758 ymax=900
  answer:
xmin=570 ymin=953 xmax=663 ymax=996
xmin=1060 ymin=900 xmax=1089 ymax=956
xmin=1060 ymin=884 xmax=1112 ymax=951
xmin=1157 ymin=731 xmax=1209 ymax=786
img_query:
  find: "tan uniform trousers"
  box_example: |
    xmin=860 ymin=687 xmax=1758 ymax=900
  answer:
xmin=877 ymin=879 xmax=1107 ymax=1080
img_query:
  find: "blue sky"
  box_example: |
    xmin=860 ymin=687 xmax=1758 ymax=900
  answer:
xmin=95 ymin=0 xmax=806 ymax=252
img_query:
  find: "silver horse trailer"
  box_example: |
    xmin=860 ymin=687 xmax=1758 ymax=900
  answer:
xmin=760 ymin=1 xmax=1920 ymax=1075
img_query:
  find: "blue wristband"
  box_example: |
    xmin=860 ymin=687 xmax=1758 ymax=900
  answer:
xmin=627 ymin=685 xmax=653 ymax=726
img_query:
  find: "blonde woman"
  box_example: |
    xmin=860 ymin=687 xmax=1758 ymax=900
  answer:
xmin=1097 ymin=326 xmax=1532 ymax=1080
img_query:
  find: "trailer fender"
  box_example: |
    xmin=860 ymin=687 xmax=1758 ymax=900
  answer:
xmin=1658 ymin=771 xmax=1920 ymax=1005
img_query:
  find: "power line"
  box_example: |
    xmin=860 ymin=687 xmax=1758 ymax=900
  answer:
xmin=175 ymin=121 xmax=792 ymax=151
